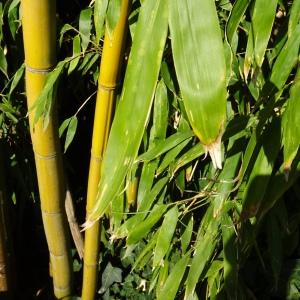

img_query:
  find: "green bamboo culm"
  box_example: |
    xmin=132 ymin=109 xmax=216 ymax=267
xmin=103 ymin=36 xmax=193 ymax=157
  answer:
xmin=21 ymin=0 xmax=72 ymax=298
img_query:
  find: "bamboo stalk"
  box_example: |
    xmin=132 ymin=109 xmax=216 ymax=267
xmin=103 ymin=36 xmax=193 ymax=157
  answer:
xmin=21 ymin=0 xmax=72 ymax=298
xmin=81 ymin=1 xmax=131 ymax=299
xmin=0 ymin=142 xmax=11 ymax=296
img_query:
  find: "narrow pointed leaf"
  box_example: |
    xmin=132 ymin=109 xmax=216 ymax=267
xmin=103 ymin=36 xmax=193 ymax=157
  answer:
xmin=79 ymin=8 xmax=92 ymax=53
xmin=252 ymin=0 xmax=278 ymax=67
xmin=282 ymin=67 xmax=300 ymax=172
xmin=153 ymin=206 xmax=179 ymax=268
xmin=94 ymin=0 xmax=109 ymax=44
xmin=226 ymin=0 xmax=250 ymax=45
xmin=288 ymin=0 xmax=300 ymax=38
xmin=127 ymin=204 xmax=167 ymax=245
xmin=157 ymin=252 xmax=190 ymax=300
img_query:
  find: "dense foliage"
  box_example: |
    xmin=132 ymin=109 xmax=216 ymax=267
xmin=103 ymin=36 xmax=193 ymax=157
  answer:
xmin=0 ymin=0 xmax=300 ymax=299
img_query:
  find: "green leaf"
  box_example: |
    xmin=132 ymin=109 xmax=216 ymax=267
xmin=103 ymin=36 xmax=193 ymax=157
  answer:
xmin=59 ymin=24 xmax=75 ymax=46
xmin=64 ymin=116 xmax=78 ymax=153
xmin=270 ymin=24 xmax=300 ymax=92
xmin=133 ymin=232 xmax=158 ymax=270
xmin=185 ymin=206 xmax=220 ymax=299
xmin=106 ymin=0 xmax=121 ymax=38
xmin=252 ymin=0 xmax=278 ymax=67
xmin=153 ymin=206 xmax=179 ymax=268
xmin=8 ymin=63 xmax=24 ymax=97
xmin=33 ymin=60 xmax=66 ymax=126
xmin=222 ymin=213 xmax=238 ymax=300
xmin=288 ymin=0 xmax=300 ymax=38
xmin=79 ymin=8 xmax=93 ymax=53
xmin=138 ymin=130 xmax=193 ymax=162
xmin=127 ymin=204 xmax=167 ymax=245
xmin=171 ymin=143 xmax=204 ymax=175
xmin=157 ymin=138 xmax=191 ymax=175
xmin=241 ymin=118 xmax=281 ymax=219
xmin=94 ymin=0 xmax=109 ymax=44
xmin=99 ymin=262 xmax=122 ymax=294
xmin=150 ymin=80 xmax=169 ymax=144
xmin=68 ymin=35 xmax=81 ymax=74
xmin=59 ymin=117 xmax=72 ymax=138
xmin=282 ymin=66 xmax=300 ymax=172
xmin=157 ymin=252 xmax=190 ymax=300
xmin=88 ymin=0 xmax=169 ymax=221
xmin=169 ymin=0 xmax=227 ymax=168
xmin=0 ymin=47 xmax=7 ymax=77
xmin=8 ymin=0 xmax=20 ymax=39
xmin=181 ymin=216 xmax=193 ymax=254
xmin=226 ymin=0 xmax=250 ymax=45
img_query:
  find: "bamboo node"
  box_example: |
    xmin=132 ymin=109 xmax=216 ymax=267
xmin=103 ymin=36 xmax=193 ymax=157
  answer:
xmin=25 ymin=64 xmax=55 ymax=74
xmin=98 ymin=82 xmax=120 ymax=91
xmin=90 ymin=152 xmax=103 ymax=163
xmin=34 ymin=151 xmax=58 ymax=160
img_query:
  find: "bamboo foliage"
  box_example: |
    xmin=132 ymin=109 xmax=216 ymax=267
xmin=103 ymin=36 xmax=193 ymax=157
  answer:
xmin=21 ymin=0 xmax=72 ymax=298
xmin=86 ymin=0 xmax=169 ymax=224
xmin=81 ymin=1 xmax=131 ymax=299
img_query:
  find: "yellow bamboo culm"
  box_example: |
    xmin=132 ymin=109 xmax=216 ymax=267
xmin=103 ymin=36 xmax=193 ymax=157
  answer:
xmin=21 ymin=0 xmax=72 ymax=298
xmin=81 ymin=1 xmax=131 ymax=299
xmin=0 ymin=142 xmax=10 ymax=296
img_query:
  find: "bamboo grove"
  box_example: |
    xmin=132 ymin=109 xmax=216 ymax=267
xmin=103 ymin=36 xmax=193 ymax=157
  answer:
xmin=0 ymin=0 xmax=300 ymax=299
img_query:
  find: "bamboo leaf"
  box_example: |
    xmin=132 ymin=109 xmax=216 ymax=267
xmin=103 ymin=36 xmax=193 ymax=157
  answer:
xmin=79 ymin=8 xmax=93 ymax=53
xmin=185 ymin=206 xmax=220 ymax=299
xmin=106 ymin=0 xmax=121 ymax=38
xmin=59 ymin=117 xmax=72 ymax=137
xmin=68 ymin=35 xmax=81 ymax=74
xmin=222 ymin=213 xmax=238 ymax=300
xmin=171 ymin=143 xmax=204 ymax=175
xmin=0 ymin=47 xmax=7 ymax=77
xmin=8 ymin=63 xmax=24 ymax=97
xmin=153 ymin=206 xmax=179 ymax=268
xmin=127 ymin=204 xmax=167 ymax=245
xmin=169 ymin=0 xmax=227 ymax=169
xmin=138 ymin=130 xmax=193 ymax=162
xmin=115 ymin=177 xmax=169 ymax=239
xmin=64 ymin=116 xmax=78 ymax=153
xmin=94 ymin=0 xmax=109 ymax=44
xmin=288 ymin=0 xmax=300 ymax=38
xmin=252 ymin=0 xmax=278 ymax=67
xmin=157 ymin=252 xmax=190 ymax=300
xmin=150 ymin=80 xmax=169 ymax=144
xmin=88 ymin=0 xmax=169 ymax=222
xmin=270 ymin=24 xmax=300 ymax=92
xmin=181 ymin=216 xmax=194 ymax=254
xmin=59 ymin=24 xmax=75 ymax=46
xmin=157 ymin=139 xmax=191 ymax=175
xmin=241 ymin=118 xmax=281 ymax=219
xmin=33 ymin=60 xmax=66 ymax=125
xmin=226 ymin=0 xmax=251 ymax=45
xmin=282 ymin=67 xmax=300 ymax=172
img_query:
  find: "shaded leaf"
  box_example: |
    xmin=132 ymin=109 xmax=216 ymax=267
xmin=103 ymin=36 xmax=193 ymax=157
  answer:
xmin=153 ymin=206 xmax=179 ymax=268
